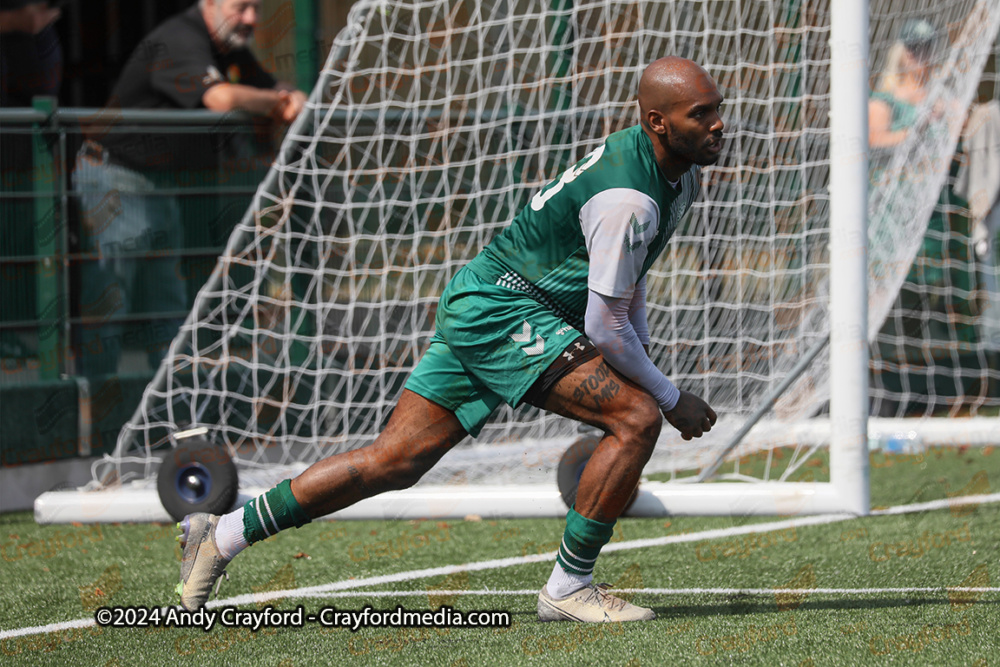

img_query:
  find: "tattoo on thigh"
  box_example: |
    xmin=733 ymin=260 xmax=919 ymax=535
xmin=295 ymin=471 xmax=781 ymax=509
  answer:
xmin=572 ymin=361 xmax=621 ymax=410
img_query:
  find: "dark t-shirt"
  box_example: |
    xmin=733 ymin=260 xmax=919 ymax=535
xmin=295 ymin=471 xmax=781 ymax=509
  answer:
xmin=100 ymin=5 xmax=275 ymax=170
xmin=0 ymin=0 xmax=63 ymax=106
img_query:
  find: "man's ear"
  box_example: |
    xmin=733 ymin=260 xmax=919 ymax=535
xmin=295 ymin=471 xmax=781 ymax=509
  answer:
xmin=645 ymin=109 xmax=666 ymax=135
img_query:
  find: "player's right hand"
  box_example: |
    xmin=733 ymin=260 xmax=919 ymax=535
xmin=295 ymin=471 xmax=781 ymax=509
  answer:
xmin=272 ymin=90 xmax=306 ymax=124
xmin=663 ymin=390 xmax=717 ymax=440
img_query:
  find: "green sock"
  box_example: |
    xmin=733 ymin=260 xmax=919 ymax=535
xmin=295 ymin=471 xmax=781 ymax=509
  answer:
xmin=556 ymin=507 xmax=616 ymax=576
xmin=242 ymin=479 xmax=311 ymax=544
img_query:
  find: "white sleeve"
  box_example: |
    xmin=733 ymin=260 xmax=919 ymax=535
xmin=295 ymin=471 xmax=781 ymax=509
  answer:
xmin=585 ymin=288 xmax=679 ymax=411
xmin=580 ymin=189 xmax=660 ymax=298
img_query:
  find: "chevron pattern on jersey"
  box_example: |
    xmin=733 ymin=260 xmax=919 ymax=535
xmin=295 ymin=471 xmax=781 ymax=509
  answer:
xmin=496 ymin=271 xmax=585 ymax=333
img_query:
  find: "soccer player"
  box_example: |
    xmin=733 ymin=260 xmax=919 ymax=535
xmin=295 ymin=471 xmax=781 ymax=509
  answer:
xmin=179 ymin=56 xmax=724 ymax=622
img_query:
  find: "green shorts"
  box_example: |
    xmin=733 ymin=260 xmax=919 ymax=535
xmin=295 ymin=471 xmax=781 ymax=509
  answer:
xmin=405 ymin=266 xmax=586 ymax=437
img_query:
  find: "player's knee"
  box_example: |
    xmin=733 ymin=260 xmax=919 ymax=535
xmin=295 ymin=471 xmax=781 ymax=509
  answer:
xmin=617 ymin=395 xmax=662 ymax=454
xmin=382 ymin=459 xmax=430 ymax=491
xmin=363 ymin=453 xmax=412 ymax=491
xmin=369 ymin=445 xmax=436 ymax=492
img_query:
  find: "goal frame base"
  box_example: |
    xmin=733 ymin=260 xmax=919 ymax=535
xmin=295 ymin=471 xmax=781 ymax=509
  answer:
xmin=33 ymin=417 xmax=999 ymax=523
xmin=33 ymin=480 xmax=867 ymax=524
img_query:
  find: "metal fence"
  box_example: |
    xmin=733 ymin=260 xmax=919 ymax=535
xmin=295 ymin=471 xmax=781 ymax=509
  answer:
xmin=0 ymin=100 xmax=273 ymax=386
xmin=0 ymin=101 xmax=274 ymax=464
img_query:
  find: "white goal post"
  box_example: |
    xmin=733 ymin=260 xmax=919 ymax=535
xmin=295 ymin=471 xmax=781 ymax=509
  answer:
xmin=36 ymin=0 xmax=1000 ymax=523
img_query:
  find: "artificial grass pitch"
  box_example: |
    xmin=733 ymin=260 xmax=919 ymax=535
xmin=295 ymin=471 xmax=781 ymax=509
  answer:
xmin=1 ymin=445 xmax=997 ymax=665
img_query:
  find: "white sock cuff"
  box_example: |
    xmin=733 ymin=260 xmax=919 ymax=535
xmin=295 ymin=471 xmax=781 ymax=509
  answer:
xmin=215 ymin=506 xmax=249 ymax=561
xmin=545 ymin=561 xmax=593 ymax=600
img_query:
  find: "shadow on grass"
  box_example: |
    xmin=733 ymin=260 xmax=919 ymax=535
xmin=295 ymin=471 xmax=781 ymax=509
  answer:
xmin=653 ymin=595 xmax=1000 ymax=618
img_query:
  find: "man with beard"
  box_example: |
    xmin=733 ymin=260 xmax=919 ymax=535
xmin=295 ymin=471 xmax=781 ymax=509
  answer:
xmin=178 ymin=57 xmax=724 ymax=623
xmin=72 ymin=0 xmax=306 ymax=378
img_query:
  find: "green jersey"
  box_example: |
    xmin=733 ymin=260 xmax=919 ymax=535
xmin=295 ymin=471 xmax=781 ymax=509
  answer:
xmin=466 ymin=124 xmax=700 ymax=331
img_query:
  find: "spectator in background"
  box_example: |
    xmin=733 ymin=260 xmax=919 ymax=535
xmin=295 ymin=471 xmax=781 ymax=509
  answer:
xmin=868 ymin=18 xmax=983 ymax=416
xmin=0 ymin=2 xmax=63 ymax=367
xmin=0 ymin=0 xmax=62 ymax=106
xmin=72 ymin=0 xmax=307 ymax=378
xmin=868 ymin=18 xmax=938 ymax=148
xmin=1 ymin=0 xmax=63 ymax=173
xmin=955 ymin=100 xmax=1000 ymax=355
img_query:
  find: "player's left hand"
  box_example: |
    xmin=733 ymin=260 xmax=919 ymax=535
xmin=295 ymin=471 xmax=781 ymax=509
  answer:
xmin=663 ymin=390 xmax=717 ymax=441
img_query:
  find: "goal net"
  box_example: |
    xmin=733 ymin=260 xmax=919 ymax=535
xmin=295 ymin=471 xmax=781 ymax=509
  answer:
xmin=39 ymin=0 xmax=1000 ymax=521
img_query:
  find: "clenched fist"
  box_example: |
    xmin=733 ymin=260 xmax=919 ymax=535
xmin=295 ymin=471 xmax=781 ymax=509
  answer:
xmin=663 ymin=390 xmax=717 ymax=441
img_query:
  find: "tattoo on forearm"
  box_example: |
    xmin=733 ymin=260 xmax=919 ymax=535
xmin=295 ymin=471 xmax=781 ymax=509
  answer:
xmin=572 ymin=361 xmax=621 ymax=410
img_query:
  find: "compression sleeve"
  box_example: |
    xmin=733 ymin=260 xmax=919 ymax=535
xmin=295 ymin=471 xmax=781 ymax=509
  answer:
xmin=586 ymin=288 xmax=679 ymax=411
xmin=629 ymin=276 xmax=649 ymax=346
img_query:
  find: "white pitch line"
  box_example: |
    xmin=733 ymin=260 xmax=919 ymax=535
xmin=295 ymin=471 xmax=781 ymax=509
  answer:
xmin=5 ymin=586 xmax=998 ymax=641
xmin=869 ymin=494 xmax=1000 ymax=516
xmin=219 ymin=493 xmax=1000 ymax=608
xmin=0 ymin=618 xmax=98 ymax=641
xmin=289 ymin=586 xmax=1000 ymax=598
xmin=215 ymin=513 xmax=858 ymax=608
xmin=3 ymin=492 xmax=998 ymax=641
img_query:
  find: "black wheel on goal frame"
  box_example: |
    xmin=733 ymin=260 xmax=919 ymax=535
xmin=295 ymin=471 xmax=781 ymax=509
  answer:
xmin=156 ymin=437 xmax=239 ymax=522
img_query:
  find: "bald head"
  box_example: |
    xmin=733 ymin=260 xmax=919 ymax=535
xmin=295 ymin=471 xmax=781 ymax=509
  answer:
xmin=636 ymin=57 xmax=725 ymax=179
xmin=637 ymin=57 xmax=714 ymax=120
